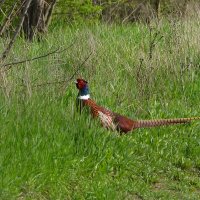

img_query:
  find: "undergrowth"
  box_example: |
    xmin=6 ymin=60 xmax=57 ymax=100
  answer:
xmin=0 ymin=17 xmax=200 ymax=199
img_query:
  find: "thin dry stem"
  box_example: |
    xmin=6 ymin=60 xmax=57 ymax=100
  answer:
xmin=0 ymin=0 xmax=32 ymax=61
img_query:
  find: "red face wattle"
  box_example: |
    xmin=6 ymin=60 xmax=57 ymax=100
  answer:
xmin=76 ymin=79 xmax=88 ymax=90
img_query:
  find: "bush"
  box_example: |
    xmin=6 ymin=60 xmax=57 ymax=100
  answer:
xmin=54 ymin=0 xmax=102 ymax=24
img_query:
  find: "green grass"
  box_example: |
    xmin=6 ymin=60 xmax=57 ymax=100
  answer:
xmin=1 ymin=18 xmax=200 ymax=199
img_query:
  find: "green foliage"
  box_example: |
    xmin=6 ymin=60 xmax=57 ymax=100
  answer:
xmin=55 ymin=0 xmax=102 ymax=24
xmin=1 ymin=18 xmax=200 ymax=199
xmin=0 ymin=0 xmax=20 ymax=28
xmin=1 ymin=0 xmax=199 ymax=28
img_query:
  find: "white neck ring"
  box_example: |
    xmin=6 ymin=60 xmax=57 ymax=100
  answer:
xmin=78 ymin=94 xmax=90 ymax=100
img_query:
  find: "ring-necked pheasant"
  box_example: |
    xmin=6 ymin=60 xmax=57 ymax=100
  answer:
xmin=75 ymin=78 xmax=199 ymax=133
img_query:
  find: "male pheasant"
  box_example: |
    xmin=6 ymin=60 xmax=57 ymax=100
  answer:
xmin=75 ymin=78 xmax=199 ymax=133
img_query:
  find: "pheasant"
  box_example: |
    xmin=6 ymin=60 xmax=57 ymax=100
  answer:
xmin=75 ymin=78 xmax=199 ymax=133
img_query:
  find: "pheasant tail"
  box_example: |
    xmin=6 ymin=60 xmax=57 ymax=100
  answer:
xmin=136 ymin=117 xmax=200 ymax=128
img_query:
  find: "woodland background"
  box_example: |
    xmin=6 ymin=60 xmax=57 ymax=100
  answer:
xmin=0 ymin=1 xmax=200 ymax=36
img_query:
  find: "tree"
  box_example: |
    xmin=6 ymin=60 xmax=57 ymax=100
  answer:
xmin=22 ymin=0 xmax=57 ymax=40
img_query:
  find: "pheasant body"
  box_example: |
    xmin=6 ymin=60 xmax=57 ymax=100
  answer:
xmin=75 ymin=79 xmax=199 ymax=133
xmin=77 ymin=98 xmax=116 ymax=129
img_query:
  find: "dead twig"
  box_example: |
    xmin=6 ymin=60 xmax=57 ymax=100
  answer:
xmin=0 ymin=0 xmax=6 ymax=9
xmin=2 ymin=1 xmax=27 ymax=34
xmin=1 ymin=40 xmax=75 ymax=70
xmin=122 ymin=0 xmax=147 ymax=24
xmin=33 ymin=51 xmax=93 ymax=88
xmin=2 ymin=48 xmax=59 ymax=69
xmin=0 ymin=2 xmax=18 ymax=36
xmin=45 ymin=0 xmax=57 ymax=27
xmin=0 ymin=0 xmax=32 ymax=61
xmin=63 ymin=51 xmax=93 ymax=86
xmin=149 ymin=28 xmax=163 ymax=60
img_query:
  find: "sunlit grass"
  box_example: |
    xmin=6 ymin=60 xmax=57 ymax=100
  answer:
xmin=0 ymin=18 xmax=200 ymax=199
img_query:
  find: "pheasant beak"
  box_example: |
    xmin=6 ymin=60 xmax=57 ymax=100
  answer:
xmin=75 ymin=80 xmax=79 ymax=89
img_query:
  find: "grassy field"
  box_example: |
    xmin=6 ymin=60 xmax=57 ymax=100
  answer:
xmin=1 ymin=17 xmax=200 ymax=199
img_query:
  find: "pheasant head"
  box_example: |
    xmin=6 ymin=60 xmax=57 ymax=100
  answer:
xmin=76 ymin=78 xmax=90 ymax=100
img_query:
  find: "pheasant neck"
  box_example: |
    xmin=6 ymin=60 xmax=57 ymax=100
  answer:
xmin=78 ymin=85 xmax=90 ymax=100
xmin=78 ymin=94 xmax=90 ymax=100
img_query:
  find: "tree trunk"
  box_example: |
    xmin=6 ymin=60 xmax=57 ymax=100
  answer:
xmin=22 ymin=0 xmax=57 ymax=41
xmin=150 ymin=0 xmax=160 ymax=18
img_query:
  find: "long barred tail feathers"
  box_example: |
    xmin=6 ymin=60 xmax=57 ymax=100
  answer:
xmin=136 ymin=117 xmax=200 ymax=128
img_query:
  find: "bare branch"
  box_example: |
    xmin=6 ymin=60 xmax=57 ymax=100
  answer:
xmin=45 ymin=0 xmax=57 ymax=27
xmin=1 ymin=40 xmax=75 ymax=69
xmin=4 ymin=48 xmax=59 ymax=68
xmin=33 ymin=51 xmax=93 ymax=88
xmin=122 ymin=0 xmax=147 ymax=23
xmin=0 ymin=0 xmax=32 ymax=61
xmin=64 ymin=51 xmax=93 ymax=85
xmin=0 ymin=2 xmax=18 ymax=36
